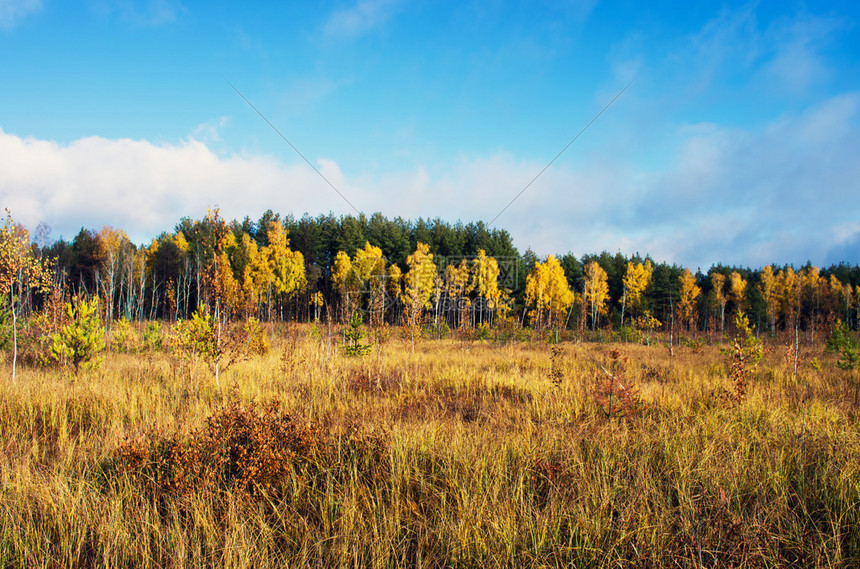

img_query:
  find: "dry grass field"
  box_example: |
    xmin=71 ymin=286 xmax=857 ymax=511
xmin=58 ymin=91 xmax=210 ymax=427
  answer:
xmin=1 ymin=323 xmax=859 ymax=567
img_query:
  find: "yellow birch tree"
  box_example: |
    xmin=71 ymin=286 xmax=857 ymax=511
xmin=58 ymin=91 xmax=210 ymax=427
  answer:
xmin=0 ymin=211 xmax=53 ymax=381
xmin=525 ymin=255 xmax=573 ymax=332
xmin=677 ymin=268 xmax=701 ymax=331
xmin=402 ymin=242 xmax=436 ymax=351
xmin=711 ymin=272 xmax=727 ymax=331
xmin=621 ymin=260 xmax=652 ymax=327
xmin=445 ymin=259 xmax=473 ymax=329
xmin=471 ymin=249 xmax=504 ymax=326
xmin=728 ymin=271 xmax=747 ymax=319
xmin=97 ymin=226 xmax=131 ymax=322
xmin=331 ymin=250 xmax=354 ymax=323
xmin=266 ymin=220 xmax=306 ymax=315
xmin=760 ymin=265 xmax=779 ymax=333
xmin=583 ymin=261 xmax=609 ymax=332
xmin=352 ymin=242 xmax=386 ymax=325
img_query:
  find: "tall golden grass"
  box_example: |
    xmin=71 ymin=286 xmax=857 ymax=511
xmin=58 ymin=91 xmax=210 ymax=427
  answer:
xmin=1 ymin=324 xmax=859 ymax=567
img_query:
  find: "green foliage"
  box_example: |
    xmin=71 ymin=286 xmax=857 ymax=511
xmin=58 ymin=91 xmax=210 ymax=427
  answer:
xmin=616 ymin=324 xmax=641 ymax=344
xmin=244 ymin=317 xmax=269 ymax=356
xmin=111 ymin=317 xmax=135 ymax=353
xmin=838 ymin=349 xmax=860 ymax=372
xmin=0 ymin=295 xmax=11 ymax=351
xmin=682 ymin=336 xmax=705 ymax=353
xmin=309 ymin=321 xmax=324 ymax=342
xmin=141 ymin=322 xmax=163 ymax=351
xmin=474 ymin=321 xmax=491 ymax=341
xmin=826 ymin=322 xmax=859 ymax=371
xmin=51 ymin=297 xmax=106 ymax=374
xmin=172 ymin=306 xmax=217 ymax=362
xmin=492 ymin=316 xmax=527 ymax=343
xmin=342 ymin=311 xmax=372 ymax=357
xmin=171 ymin=305 xmax=268 ymax=383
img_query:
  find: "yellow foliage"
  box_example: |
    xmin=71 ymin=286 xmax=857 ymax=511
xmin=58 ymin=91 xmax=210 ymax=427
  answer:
xmin=622 ymin=260 xmax=652 ymax=318
xmin=174 ymin=232 xmax=190 ymax=253
xmin=583 ymin=261 xmax=609 ymax=331
xmin=402 ymin=242 xmax=436 ymax=313
xmin=386 ymin=264 xmax=402 ymax=300
xmin=472 ymin=250 xmax=502 ymax=307
xmin=445 ymin=260 xmax=473 ymax=300
xmin=266 ymin=220 xmax=306 ymax=301
xmin=525 ymin=255 xmax=573 ymax=330
xmin=332 ymin=251 xmax=353 ymax=290
xmin=677 ymin=268 xmax=700 ymax=329
xmin=778 ymin=267 xmax=801 ymax=324
xmin=0 ymin=212 xmax=52 ymax=300
xmin=728 ymin=271 xmax=747 ymax=314
xmin=352 ymin=242 xmax=385 ymax=284
xmin=760 ymin=266 xmax=779 ymax=331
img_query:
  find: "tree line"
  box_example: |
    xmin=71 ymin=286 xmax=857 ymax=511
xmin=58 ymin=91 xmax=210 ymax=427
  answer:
xmin=5 ymin=209 xmax=860 ymax=338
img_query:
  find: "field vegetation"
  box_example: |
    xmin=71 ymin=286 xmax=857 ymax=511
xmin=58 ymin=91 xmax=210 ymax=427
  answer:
xmin=1 ymin=319 xmax=859 ymax=568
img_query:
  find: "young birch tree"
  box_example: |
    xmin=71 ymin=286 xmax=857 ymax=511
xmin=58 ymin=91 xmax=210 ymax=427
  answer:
xmin=0 ymin=211 xmax=53 ymax=381
xmin=266 ymin=220 xmax=306 ymax=319
xmin=583 ymin=261 xmax=609 ymax=332
xmin=525 ymin=255 xmax=573 ymax=334
xmin=444 ymin=260 xmax=473 ymax=329
xmin=331 ymin=250 xmax=354 ymax=323
xmin=401 ymin=242 xmax=436 ymax=352
xmin=97 ymin=226 xmax=131 ymax=324
xmin=621 ymin=260 xmax=652 ymax=327
xmin=677 ymin=268 xmax=701 ymax=332
xmin=760 ymin=265 xmax=779 ymax=334
xmin=471 ymin=249 xmax=503 ymax=327
xmin=728 ymin=271 xmax=747 ymax=320
xmin=350 ymin=242 xmax=386 ymax=326
xmin=710 ymin=272 xmax=728 ymax=332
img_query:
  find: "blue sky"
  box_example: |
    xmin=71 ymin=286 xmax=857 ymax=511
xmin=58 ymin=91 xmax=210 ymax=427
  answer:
xmin=1 ymin=0 xmax=859 ymax=270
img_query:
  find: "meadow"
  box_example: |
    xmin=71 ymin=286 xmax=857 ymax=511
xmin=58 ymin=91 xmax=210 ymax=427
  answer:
xmin=1 ymin=323 xmax=859 ymax=568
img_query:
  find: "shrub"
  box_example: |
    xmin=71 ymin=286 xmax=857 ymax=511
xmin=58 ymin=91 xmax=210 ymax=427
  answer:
xmin=826 ymin=322 xmax=859 ymax=371
xmin=111 ymin=317 xmax=135 ymax=353
xmin=116 ymin=397 xmax=321 ymax=495
xmin=825 ymin=321 xmax=860 ymax=403
xmin=51 ymin=297 xmax=106 ymax=374
xmin=171 ymin=305 xmax=265 ymax=385
xmin=141 ymin=322 xmax=163 ymax=351
xmin=342 ymin=311 xmax=372 ymax=357
xmin=243 ymin=317 xmax=270 ymax=356
xmin=720 ymin=312 xmax=763 ymax=407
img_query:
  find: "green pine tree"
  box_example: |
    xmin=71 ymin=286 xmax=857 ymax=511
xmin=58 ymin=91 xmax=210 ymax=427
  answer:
xmin=51 ymin=297 xmax=106 ymax=374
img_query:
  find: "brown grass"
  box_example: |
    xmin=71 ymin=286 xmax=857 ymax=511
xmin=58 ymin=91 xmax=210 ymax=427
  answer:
xmin=1 ymin=325 xmax=859 ymax=567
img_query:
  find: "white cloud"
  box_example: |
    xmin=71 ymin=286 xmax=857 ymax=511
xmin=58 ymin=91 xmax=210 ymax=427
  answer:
xmin=323 ymin=0 xmax=400 ymax=42
xmin=0 ymin=0 xmax=42 ymax=29
xmin=0 ymin=129 xmax=357 ymax=244
xmin=2 ymin=93 xmax=859 ymax=269
xmin=190 ymin=116 xmax=230 ymax=145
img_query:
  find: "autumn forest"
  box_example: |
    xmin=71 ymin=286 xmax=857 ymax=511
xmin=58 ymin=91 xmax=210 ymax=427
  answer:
xmin=11 ymin=208 xmax=860 ymax=336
